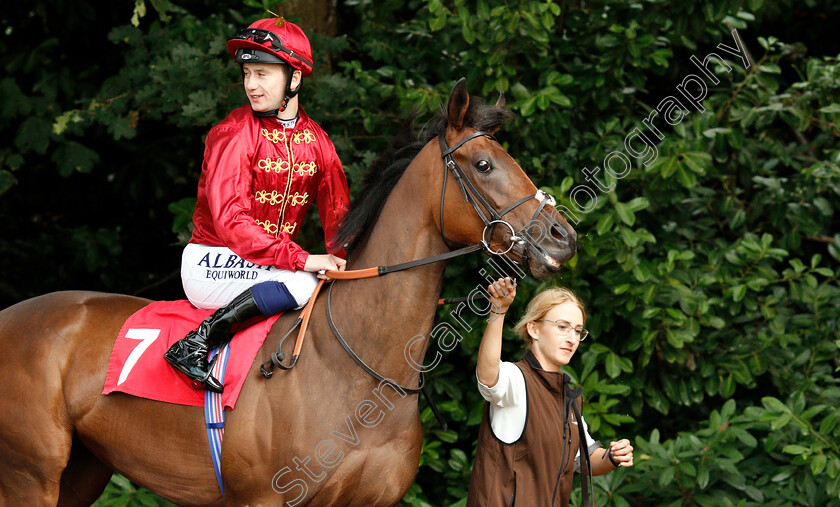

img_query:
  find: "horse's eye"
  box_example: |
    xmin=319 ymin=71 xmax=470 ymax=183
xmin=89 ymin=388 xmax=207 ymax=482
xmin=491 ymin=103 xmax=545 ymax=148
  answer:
xmin=475 ymin=159 xmax=492 ymax=173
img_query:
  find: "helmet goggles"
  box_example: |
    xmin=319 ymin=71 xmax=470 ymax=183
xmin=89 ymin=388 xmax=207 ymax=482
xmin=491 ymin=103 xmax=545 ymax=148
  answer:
xmin=232 ymin=28 xmax=313 ymax=69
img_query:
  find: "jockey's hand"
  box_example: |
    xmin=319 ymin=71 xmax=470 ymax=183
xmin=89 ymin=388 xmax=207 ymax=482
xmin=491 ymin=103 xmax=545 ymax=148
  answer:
xmin=487 ymin=277 xmax=517 ymax=314
xmin=608 ymin=439 xmax=634 ymax=468
xmin=303 ymin=254 xmax=347 ymax=279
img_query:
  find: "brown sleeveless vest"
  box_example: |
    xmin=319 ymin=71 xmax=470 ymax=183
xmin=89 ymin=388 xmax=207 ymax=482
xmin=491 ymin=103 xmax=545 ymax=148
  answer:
xmin=467 ymin=352 xmax=592 ymax=506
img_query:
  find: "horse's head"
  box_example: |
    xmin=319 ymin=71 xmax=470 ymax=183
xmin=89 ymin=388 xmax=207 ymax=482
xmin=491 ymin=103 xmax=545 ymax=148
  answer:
xmin=436 ymin=78 xmax=577 ymax=279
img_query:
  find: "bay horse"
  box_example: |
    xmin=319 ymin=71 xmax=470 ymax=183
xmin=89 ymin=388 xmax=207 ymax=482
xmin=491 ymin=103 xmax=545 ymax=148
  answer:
xmin=0 ymin=79 xmax=576 ymax=506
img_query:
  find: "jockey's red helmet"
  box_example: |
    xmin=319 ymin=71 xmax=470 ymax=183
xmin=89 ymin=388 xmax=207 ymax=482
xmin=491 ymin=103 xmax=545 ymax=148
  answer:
xmin=227 ymin=18 xmax=313 ymax=77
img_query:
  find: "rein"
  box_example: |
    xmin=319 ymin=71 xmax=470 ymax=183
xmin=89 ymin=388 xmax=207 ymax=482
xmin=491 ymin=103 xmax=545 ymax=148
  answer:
xmin=258 ymin=243 xmax=483 ymax=374
xmin=323 ymin=281 xmax=449 ymax=429
xmin=256 ymin=245 xmax=487 ymax=431
xmin=258 ymin=129 xmax=554 ymax=429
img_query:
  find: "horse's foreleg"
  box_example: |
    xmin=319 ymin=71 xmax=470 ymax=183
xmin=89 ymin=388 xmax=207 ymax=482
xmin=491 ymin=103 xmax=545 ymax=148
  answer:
xmin=57 ymin=437 xmax=114 ymax=506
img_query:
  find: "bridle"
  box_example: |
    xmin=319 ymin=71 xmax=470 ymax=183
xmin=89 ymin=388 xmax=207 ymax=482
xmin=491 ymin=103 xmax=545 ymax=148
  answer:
xmin=260 ymin=128 xmax=564 ymax=429
xmin=439 ymin=130 xmax=557 ymax=255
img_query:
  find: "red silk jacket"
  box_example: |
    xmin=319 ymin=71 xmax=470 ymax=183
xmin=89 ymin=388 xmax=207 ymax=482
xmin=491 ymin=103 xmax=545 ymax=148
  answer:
xmin=190 ymin=105 xmax=350 ymax=271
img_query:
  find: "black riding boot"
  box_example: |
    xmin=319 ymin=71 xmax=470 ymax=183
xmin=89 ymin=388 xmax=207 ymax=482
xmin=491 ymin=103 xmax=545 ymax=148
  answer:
xmin=164 ymin=289 xmax=264 ymax=393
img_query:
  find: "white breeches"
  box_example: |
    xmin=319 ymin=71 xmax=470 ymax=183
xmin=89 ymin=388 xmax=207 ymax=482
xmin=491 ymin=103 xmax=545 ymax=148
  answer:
xmin=181 ymin=243 xmax=318 ymax=310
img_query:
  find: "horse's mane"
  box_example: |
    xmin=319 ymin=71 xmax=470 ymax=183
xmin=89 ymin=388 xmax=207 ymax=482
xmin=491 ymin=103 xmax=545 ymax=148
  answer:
xmin=334 ymin=96 xmax=513 ymax=254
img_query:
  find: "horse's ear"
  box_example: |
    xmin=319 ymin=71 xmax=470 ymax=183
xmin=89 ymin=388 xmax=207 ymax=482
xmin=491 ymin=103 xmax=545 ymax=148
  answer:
xmin=495 ymin=91 xmax=505 ymax=108
xmin=447 ymin=77 xmax=470 ymax=131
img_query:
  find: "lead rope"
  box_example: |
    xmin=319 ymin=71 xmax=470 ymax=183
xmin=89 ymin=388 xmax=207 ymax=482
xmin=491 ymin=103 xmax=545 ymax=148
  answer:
xmin=571 ymin=399 xmax=595 ymax=507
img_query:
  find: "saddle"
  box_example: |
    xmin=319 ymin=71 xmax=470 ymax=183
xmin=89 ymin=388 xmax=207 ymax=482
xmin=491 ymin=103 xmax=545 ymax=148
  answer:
xmin=102 ymin=300 xmax=280 ymax=409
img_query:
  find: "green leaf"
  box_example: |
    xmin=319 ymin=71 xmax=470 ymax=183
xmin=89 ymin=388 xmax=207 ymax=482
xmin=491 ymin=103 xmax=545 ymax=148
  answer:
xmin=782 ymin=444 xmax=810 ymax=455
xmin=626 ymin=196 xmax=650 ymax=212
xmin=51 ymin=141 xmax=100 ymax=177
xmin=619 ymin=227 xmax=639 ymax=248
xmin=702 ymin=128 xmax=732 ymax=138
xmin=596 ymin=212 xmax=614 ymax=235
xmin=615 ymin=201 xmax=635 ymax=226
xmin=148 ymin=0 xmax=173 ymax=22
xmin=15 ymin=117 xmax=52 ymax=155
xmin=0 ymin=77 xmax=32 ymax=119
xmin=0 ymin=170 xmax=17 ymax=195
xmin=131 ymin=0 xmax=147 ymax=27
xmin=707 ymin=316 xmax=725 ymax=329
xmin=759 ymin=63 xmax=781 ymax=74
xmin=605 ymin=353 xmax=621 ymax=378
xmin=658 ymin=465 xmax=676 ymax=488
xmin=819 ymin=411 xmax=839 ymax=434
xmin=771 ymin=470 xmax=794 ymax=482
xmin=428 ymin=15 xmax=446 ymax=32
xmin=811 ymin=453 xmax=827 ymax=475
xmin=433 ymin=429 xmax=458 ymax=443
xmin=679 ymin=461 xmax=697 ymax=476
xmin=168 ymin=197 xmax=196 ymax=235
xmin=108 ymin=113 xmax=139 ymax=140
xmin=770 ymin=412 xmax=792 ymax=431
xmin=551 ymin=93 xmax=572 ymax=107
xmin=546 ymin=72 xmax=574 ymax=86
xmin=362 ymin=115 xmax=375 ymax=134
xmin=53 ymin=110 xmax=85 ymax=136
xmin=720 ymin=374 xmax=735 ymax=398
xmin=735 ymin=428 xmax=757 ymax=447
xmin=813 ymin=197 xmax=832 ymax=216
xmin=659 ymin=156 xmax=678 ymax=178
xmin=819 ymin=103 xmax=840 ymax=114
xmin=613 ymin=284 xmax=631 ymax=295
xmin=762 ymin=397 xmax=789 ymax=413
xmin=731 ymin=285 xmax=746 ymax=302
xmin=650 ymin=48 xmax=672 ymax=67
xmin=520 ymin=96 xmax=538 ymax=117
xmin=744 ymin=485 xmax=764 ymax=503
xmin=675 ymin=163 xmax=697 ymax=187
xmin=697 ymin=463 xmax=709 ymax=489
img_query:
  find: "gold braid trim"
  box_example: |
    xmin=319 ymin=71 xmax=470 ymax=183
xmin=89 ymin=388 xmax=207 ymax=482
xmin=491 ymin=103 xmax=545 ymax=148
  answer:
xmin=280 ymin=221 xmax=297 ymax=235
xmin=253 ymin=190 xmax=308 ymax=207
xmin=261 ymin=128 xmax=288 ymax=144
xmin=257 ymin=157 xmax=292 ymax=173
xmin=292 ymin=129 xmax=316 ymax=144
xmin=293 ymin=161 xmax=317 ymax=175
xmin=255 ymin=218 xmax=279 ymax=235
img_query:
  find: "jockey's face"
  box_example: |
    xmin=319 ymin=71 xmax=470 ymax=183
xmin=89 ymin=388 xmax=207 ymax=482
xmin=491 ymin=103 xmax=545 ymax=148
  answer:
xmin=242 ymin=63 xmax=300 ymax=114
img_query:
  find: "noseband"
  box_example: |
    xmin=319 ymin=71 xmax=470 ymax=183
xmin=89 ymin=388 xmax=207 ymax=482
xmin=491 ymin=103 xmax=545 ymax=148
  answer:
xmin=439 ymin=131 xmax=557 ymax=255
xmin=260 ymin=130 xmax=563 ymax=431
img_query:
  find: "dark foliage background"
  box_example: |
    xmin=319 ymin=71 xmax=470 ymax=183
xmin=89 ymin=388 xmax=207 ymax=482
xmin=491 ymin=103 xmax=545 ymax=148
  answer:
xmin=1 ymin=0 xmax=839 ymax=505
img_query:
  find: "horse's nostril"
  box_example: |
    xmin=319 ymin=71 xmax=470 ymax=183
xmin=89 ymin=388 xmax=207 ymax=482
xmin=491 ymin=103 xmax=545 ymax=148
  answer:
xmin=551 ymin=224 xmax=567 ymax=241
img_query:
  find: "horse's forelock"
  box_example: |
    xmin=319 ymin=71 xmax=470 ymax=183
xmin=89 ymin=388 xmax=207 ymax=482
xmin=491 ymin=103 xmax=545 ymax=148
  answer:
xmin=333 ymin=95 xmax=513 ymax=254
xmin=463 ymin=99 xmax=515 ymax=133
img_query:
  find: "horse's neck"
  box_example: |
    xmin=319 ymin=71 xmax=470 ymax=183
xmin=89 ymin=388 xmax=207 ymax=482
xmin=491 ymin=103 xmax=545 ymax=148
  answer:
xmin=331 ymin=157 xmax=448 ymax=385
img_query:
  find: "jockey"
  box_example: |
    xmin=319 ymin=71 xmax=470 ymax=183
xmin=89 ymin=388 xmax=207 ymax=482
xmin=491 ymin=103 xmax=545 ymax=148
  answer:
xmin=164 ymin=17 xmax=350 ymax=393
